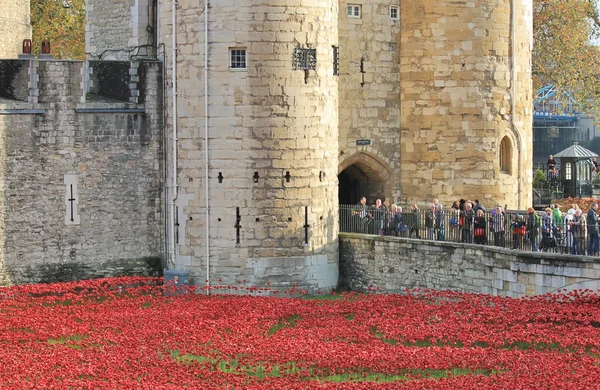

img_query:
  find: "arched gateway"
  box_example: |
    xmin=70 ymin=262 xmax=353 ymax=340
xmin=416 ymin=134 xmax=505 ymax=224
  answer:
xmin=338 ymin=153 xmax=394 ymax=205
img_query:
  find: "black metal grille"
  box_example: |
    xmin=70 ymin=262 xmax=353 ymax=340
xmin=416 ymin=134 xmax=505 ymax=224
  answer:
xmin=339 ymin=204 xmax=599 ymax=255
xmin=333 ymin=46 xmax=339 ymax=76
xmin=293 ymin=48 xmax=317 ymax=71
xmin=230 ymin=49 xmax=247 ymax=69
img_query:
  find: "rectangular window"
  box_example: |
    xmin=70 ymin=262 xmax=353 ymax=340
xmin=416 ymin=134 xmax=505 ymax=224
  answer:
xmin=292 ymin=48 xmax=317 ymax=71
xmin=347 ymin=4 xmax=361 ymax=18
xmin=390 ymin=5 xmax=399 ymax=20
xmin=229 ymin=48 xmax=247 ymax=70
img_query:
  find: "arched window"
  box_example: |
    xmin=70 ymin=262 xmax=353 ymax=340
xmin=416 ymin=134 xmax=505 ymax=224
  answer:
xmin=565 ymin=162 xmax=572 ymax=180
xmin=499 ymin=136 xmax=512 ymax=174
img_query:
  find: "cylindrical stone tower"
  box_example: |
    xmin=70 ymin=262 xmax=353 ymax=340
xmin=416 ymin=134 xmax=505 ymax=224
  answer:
xmin=400 ymin=0 xmax=533 ymax=209
xmin=160 ymin=0 xmax=339 ymax=292
xmin=0 ymin=0 xmax=31 ymax=59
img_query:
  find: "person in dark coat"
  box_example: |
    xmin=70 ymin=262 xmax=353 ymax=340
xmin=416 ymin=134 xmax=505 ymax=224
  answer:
xmin=547 ymin=154 xmax=556 ymax=172
xmin=541 ymin=207 xmax=556 ymax=251
xmin=587 ymin=203 xmax=599 ymax=256
xmin=403 ymin=203 xmax=421 ymax=239
xmin=425 ymin=204 xmax=436 ymax=240
xmin=461 ymin=202 xmax=475 ymax=243
xmin=373 ymin=198 xmax=387 ymax=235
xmin=435 ymin=204 xmax=445 ymax=241
xmin=473 ymin=209 xmax=487 ymax=245
xmin=511 ymin=214 xmax=526 ymax=250
xmin=352 ymin=197 xmax=371 ymax=233
xmin=526 ymin=207 xmax=540 ymax=252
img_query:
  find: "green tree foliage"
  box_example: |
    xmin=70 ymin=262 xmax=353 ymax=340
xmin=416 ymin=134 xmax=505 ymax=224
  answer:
xmin=533 ymin=168 xmax=548 ymax=187
xmin=31 ymin=0 xmax=85 ymax=60
xmin=533 ymin=0 xmax=600 ymax=116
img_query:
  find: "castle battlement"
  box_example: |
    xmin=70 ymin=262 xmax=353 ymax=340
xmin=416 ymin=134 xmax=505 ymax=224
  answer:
xmin=0 ymin=0 xmax=533 ymax=291
xmin=0 ymin=59 xmax=164 ymax=285
xmin=0 ymin=59 xmax=160 ymax=108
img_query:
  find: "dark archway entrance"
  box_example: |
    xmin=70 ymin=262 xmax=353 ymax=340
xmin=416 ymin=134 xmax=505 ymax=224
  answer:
xmin=338 ymin=153 xmax=392 ymax=206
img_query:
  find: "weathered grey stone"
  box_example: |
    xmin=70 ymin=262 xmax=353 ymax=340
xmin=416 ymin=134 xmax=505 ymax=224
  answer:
xmin=0 ymin=60 xmax=164 ymax=285
xmin=340 ymin=233 xmax=600 ymax=298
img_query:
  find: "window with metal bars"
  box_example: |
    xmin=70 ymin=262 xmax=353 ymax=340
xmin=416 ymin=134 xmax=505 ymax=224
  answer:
xmin=332 ymin=45 xmax=339 ymax=76
xmin=229 ymin=48 xmax=247 ymax=70
xmin=292 ymin=48 xmax=317 ymax=71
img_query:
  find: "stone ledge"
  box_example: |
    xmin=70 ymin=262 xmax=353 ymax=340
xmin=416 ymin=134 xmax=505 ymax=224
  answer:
xmin=0 ymin=102 xmax=45 ymax=114
xmin=76 ymin=102 xmax=145 ymax=114
xmin=339 ymin=232 xmax=600 ymax=264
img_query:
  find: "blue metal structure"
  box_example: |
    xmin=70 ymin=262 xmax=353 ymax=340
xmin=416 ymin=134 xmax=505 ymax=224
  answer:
xmin=533 ymin=85 xmax=581 ymax=163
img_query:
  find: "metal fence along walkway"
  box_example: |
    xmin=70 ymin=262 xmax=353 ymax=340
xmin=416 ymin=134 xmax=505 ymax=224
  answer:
xmin=339 ymin=204 xmax=598 ymax=256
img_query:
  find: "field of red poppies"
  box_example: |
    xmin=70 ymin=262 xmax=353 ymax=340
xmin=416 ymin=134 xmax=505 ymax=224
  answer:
xmin=1 ymin=276 xmax=600 ymax=389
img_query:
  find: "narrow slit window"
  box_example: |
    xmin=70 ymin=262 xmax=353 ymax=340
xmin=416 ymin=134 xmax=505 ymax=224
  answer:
xmin=332 ymin=45 xmax=339 ymax=76
xmin=499 ymin=136 xmax=512 ymax=174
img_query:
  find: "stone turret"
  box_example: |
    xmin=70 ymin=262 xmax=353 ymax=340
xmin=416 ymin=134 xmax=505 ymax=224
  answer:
xmin=0 ymin=0 xmax=31 ymax=59
xmin=160 ymin=0 xmax=340 ymax=292
xmin=400 ymin=0 xmax=533 ymax=209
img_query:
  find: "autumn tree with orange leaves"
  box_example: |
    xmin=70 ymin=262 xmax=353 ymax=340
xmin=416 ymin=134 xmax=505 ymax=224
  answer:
xmin=533 ymin=0 xmax=600 ymax=115
xmin=30 ymin=0 xmax=85 ymax=60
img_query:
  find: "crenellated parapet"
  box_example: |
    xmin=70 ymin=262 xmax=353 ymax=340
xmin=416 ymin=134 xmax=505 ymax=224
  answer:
xmin=0 ymin=59 xmax=164 ymax=285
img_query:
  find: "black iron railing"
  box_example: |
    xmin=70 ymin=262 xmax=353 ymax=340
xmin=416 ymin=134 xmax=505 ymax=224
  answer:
xmin=339 ymin=204 xmax=599 ymax=256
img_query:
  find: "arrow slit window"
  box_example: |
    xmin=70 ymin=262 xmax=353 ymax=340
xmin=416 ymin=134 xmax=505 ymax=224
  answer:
xmin=499 ymin=136 xmax=512 ymax=174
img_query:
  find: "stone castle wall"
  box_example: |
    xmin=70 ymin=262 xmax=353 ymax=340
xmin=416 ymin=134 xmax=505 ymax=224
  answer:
xmin=86 ymin=0 xmax=154 ymax=59
xmin=340 ymin=233 xmax=600 ymax=297
xmin=0 ymin=60 xmax=164 ymax=285
xmin=400 ymin=0 xmax=533 ymax=209
xmin=338 ymin=0 xmax=401 ymax=201
xmin=0 ymin=0 xmax=31 ymax=59
xmin=157 ymin=0 xmax=340 ymax=292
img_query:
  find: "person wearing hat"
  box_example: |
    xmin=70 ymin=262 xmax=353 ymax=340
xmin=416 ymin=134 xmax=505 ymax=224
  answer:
xmin=541 ymin=207 xmax=556 ymax=251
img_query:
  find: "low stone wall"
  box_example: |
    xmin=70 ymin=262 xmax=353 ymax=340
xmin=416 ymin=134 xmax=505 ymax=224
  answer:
xmin=246 ymin=255 xmax=338 ymax=294
xmin=340 ymin=233 xmax=600 ymax=297
xmin=19 ymin=257 xmax=163 ymax=285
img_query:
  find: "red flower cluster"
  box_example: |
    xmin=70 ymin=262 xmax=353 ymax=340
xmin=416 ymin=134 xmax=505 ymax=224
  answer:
xmin=1 ymin=277 xmax=600 ymax=389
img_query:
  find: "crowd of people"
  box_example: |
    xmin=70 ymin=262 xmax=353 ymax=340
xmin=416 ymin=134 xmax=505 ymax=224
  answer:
xmin=345 ymin=197 xmax=600 ymax=255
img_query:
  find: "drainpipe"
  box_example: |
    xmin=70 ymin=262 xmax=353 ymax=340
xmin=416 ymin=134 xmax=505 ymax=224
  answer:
xmin=204 ymin=0 xmax=211 ymax=294
xmin=155 ymin=0 xmax=160 ymax=55
xmin=510 ymin=0 xmax=523 ymax=210
xmin=170 ymin=0 xmax=178 ymax=268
